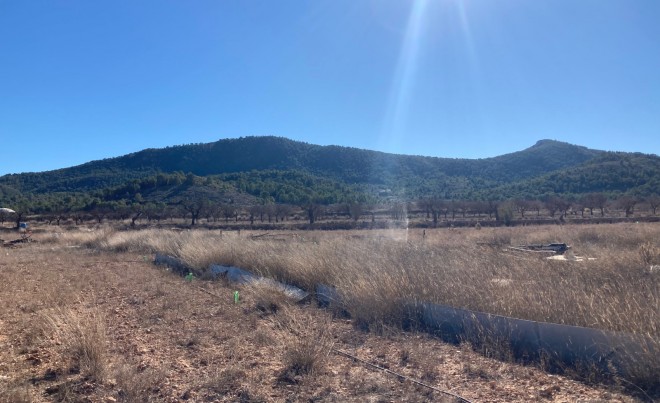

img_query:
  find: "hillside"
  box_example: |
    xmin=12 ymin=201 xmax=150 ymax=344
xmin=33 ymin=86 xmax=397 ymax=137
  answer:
xmin=0 ymin=136 xmax=658 ymax=211
xmin=490 ymin=151 xmax=660 ymax=199
xmin=6 ymin=137 xmax=602 ymax=191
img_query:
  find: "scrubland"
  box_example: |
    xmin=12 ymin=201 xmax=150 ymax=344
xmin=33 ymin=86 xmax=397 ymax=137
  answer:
xmin=0 ymin=222 xmax=658 ymax=401
xmin=59 ymin=223 xmax=660 ymax=336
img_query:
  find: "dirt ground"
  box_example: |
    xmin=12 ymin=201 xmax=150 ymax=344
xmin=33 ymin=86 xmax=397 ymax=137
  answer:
xmin=0 ymin=242 xmax=642 ymax=402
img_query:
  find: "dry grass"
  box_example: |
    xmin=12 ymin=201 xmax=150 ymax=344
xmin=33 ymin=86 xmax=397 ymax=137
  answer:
xmin=0 ymin=382 xmax=32 ymax=403
xmin=113 ymin=360 xmax=164 ymax=403
xmin=273 ymin=308 xmax=335 ymax=382
xmin=42 ymin=307 xmax=108 ymax=380
xmin=12 ymin=221 xmax=659 ymax=399
xmin=59 ymin=223 xmax=660 ymax=337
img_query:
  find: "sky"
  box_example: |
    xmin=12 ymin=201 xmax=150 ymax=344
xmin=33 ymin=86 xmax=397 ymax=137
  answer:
xmin=1 ymin=0 xmax=659 ymax=175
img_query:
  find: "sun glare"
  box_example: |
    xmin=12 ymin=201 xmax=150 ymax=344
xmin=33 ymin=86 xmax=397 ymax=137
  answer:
xmin=380 ymin=0 xmax=429 ymax=152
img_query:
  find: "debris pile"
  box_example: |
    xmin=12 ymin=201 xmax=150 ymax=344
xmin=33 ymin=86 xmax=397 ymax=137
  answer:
xmin=2 ymin=233 xmax=32 ymax=247
xmin=508 ymin=243 xmax=570 ymax=255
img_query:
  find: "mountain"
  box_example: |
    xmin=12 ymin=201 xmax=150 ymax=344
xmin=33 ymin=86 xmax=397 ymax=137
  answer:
xmin=0 ymin=136 xmax=657 ymax=211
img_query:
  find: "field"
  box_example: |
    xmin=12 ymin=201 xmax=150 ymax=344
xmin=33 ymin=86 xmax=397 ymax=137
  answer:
xmin=0 ymin=222 xmax=658 ymax=402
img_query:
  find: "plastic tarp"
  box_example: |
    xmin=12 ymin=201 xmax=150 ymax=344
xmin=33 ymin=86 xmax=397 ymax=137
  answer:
xmin=316 ymin=283 xmax=342 ymax=307
xmin=206 ymin=264 xmax=312 ymax=302
xmin=208 ymin=264 xmax=257 ymax=284
xmin=209 ymin=264 xmax=308 ymax=301
xmin=154 ymin=253 xmax=191 ymax=276
xmin=414 ymin=301 xmax=658 ymax=379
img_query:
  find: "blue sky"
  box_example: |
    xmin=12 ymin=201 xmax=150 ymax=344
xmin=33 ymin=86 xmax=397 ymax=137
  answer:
xmin=1 ymin=0 xmax=659 ymax=175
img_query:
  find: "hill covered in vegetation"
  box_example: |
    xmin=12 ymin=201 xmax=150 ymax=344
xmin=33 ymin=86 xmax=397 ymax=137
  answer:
xmin=0 ymin=136 xmax=657 ymax=217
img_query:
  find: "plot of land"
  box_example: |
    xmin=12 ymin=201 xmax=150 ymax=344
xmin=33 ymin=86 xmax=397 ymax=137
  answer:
xmin=0 ymin=225 xmax=654 ymax=402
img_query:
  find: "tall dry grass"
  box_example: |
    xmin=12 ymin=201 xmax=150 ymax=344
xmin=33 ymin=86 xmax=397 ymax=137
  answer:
xmin=41 ymin=307 xmax=108 ymax=380
xmin=55 ymin=223 xmax=659 ymax=339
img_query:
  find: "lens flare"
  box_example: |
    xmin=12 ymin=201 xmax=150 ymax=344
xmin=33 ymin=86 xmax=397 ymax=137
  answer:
xmin=380 ymin=0 xmax=429 ymax=153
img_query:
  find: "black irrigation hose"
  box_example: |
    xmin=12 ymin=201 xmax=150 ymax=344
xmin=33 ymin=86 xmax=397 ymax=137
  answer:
xmin=332 ymin=348 xmax=474 ymax=403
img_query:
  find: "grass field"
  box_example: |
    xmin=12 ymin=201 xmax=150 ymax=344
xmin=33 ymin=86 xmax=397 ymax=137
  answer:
xmin=1 ymin=222 xmax=657 ymax=401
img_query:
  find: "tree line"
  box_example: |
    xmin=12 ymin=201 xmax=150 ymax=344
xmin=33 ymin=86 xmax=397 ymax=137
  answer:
xmin=1 ymin=190 xmax=658 ymax=229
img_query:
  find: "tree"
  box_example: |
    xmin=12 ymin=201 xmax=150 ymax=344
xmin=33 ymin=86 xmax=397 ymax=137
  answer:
xmin=496 ymin=201 xmax=515 ymax=226
xmin=303 ymin=200 xmax=324 ymax=225
xmin=544 ymin=197 xmax=560 ymax=218
xmin=528 ymin=200 xmax=542 ymax=217
xmin=579 ymin=193 xmax=607 ymax=217
xmin=456 ymin=200 xmax=471 ymax=218
xmin=647 ymin=194 xmax=660 ymax=215
xmin=11 ymin=199 xmax=32 ymax=229
xmin=275 ymin=204 xmax=293 ymax=222
xmin=486 ymin=200 xmax=499 ymax=219
xmin=580 ymin=194 xmax=597 ymax=216
xmin=129 ymin=203 xmax=143 ymax=227
xmin=617 ymin=196 xmax=638 ymax=217
xmin=364 ymin=203 xmax=377 ymax=222
xmin=592 ymin=193 xmax=608 ymax=217
xmin=449 ymin=200 xmax=459 ymax=220
xmin=389 ymin=202 xmax=406 ymax=221
xmin=556 ymin=198 xmax=571 ymax=217
xmin=418 ymin=198 xmax=432 ymax=219
xmin=181 ymin=195 xmax=208 ymax=226
xmin=221 ymin=204 xmax=237 ymax=223
xmin=88 ymin=201 xmax=114 ymax=223
xmin=424 ymin=198 xmax=443 ymax=225
xmin=144 ymin=202 xmax=166 ymax=223
xmin=248 ymin=205 xmax=261 ymax=225
xmin=264 ymin=204 xmax=275 ymax=223
xmin=514 ymin=199 xmax=531 ymax=218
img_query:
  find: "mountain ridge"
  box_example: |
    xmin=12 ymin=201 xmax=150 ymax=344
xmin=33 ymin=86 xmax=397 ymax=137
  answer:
xmin=0 ymin=136 xmax=657 ymax=210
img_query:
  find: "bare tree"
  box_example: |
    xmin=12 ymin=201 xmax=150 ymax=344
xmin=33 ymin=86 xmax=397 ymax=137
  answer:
xmin=264 ymin=204 xmax=276 ymax=223
xmin=204 ymin=203 xmax=221 ymax=223
xmin=221 ymin=204 xmax=237 ymax=223
xmin=647 ymin=194 xmax=660 ymax=215
xmin=425 ymin=198 xmax=448 ymax=225
xmin=514 ymin=199 xmax=530 ymax=218
xmin=579 ymin=193 xmax=607 ymax=217
xmin=457 ymin=200 xmax=470 ymax=218
xmin=449 ymin=200 xmax=459 ymax=220
xmin=418 ymin=199 xmax=432 ymax=219
xmin=617 ymin=196 xmax=638 ymax=217
xmin=580 ymin=194 xmax=596 ymax=216
xmin=364 ymin=203 xmax=377 ymax=222
xmin=390 ymin=202 xmax=406 ymax=221
xmin=528 ymin=200 xmax=542 ymax=217
xmin=544 ymin=197 xmax=560 ymax=218
xmin=486 ymin=200 xmax=498 ymax=219
xmin=275 ymin=204 xmax=292 ymax=222
xmin=304 ymin=202 xmax=324 ymax=225
xmin=248 ymin=205 xmax=261 ymax=225
xmin=592 ymin=193 xmax=608 ymax=217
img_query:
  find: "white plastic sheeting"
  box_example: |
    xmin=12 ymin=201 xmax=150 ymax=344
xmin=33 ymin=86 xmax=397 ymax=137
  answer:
xmin=154 ymin=253 xmax=658 ymax=385
xmin=154 ymin=254 xmax=308 ymax=302
xmin=208 ymin=264 xmax=309 ymax=301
